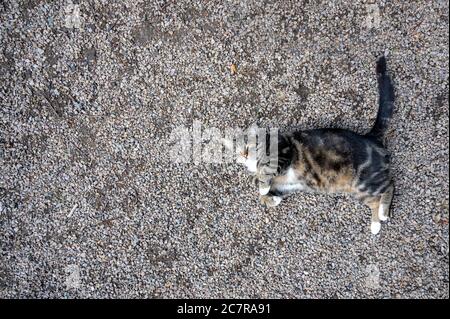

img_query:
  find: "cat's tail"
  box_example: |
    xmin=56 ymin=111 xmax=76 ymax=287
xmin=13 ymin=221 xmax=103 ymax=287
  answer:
xmin=367 ymin=56 xmax=395 ymax=140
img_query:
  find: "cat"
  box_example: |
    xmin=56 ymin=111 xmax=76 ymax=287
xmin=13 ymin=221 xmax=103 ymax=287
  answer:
xmin=223 ymin=56 xmax=395 ymax=235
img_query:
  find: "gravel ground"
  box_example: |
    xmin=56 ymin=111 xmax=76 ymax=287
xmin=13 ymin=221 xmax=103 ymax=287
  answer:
xmin=0 ymin=0 xmax=448 ymax=298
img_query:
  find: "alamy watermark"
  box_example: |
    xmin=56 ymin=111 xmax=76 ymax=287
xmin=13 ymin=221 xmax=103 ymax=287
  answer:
xmin=365 ymin=264 xmax=381 ymax=289
xmin=168 ymin=121 xmax=279 ymax=167
xmin=65 ymin=264 xmax=81 ymax=289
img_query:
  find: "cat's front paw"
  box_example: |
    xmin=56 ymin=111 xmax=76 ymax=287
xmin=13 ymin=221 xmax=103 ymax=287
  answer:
xmin=260 ymin=195 xmax=282 ymax=207
xmin=259 ymin=183 xmax=271 ymax=195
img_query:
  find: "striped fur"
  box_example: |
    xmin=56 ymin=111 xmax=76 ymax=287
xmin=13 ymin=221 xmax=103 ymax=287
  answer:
xmin=231 ymin=56 xmax=395 ymax=235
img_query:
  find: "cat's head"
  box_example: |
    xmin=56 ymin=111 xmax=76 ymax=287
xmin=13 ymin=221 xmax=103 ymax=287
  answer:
xmin=222 ymin=124 xmax=259 ymax=173
xmin=222 ymin=124 xmax=278 ymax=175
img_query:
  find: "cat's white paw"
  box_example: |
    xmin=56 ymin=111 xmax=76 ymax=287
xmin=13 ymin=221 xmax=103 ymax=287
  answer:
xmin=371 ymin=221 xmax=381 ymax=235
xmin=378 ymin=204 xmax=389 ymax=221
xmin=272 ymin=196 xmax=282 ymax=206
xmin=260 ymin=195 xmax=282 ymax=207
xmin=259 ymin=185 xmax=270 ymax=195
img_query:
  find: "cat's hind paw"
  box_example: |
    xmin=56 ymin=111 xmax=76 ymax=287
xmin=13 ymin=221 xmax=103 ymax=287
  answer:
xmin=371 ymin=221 xmax=381 ymax=235
xmin=378 ymin=204 xmax=389 ymax=221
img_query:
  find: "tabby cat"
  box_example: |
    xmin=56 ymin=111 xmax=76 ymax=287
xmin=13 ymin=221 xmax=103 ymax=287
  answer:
xmin=224 ymin=56 xmax=395 ymax=235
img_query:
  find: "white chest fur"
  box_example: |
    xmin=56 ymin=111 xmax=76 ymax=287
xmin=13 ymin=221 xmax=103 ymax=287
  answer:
xmin=278 ymin=168 xmax=306 ymax=192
